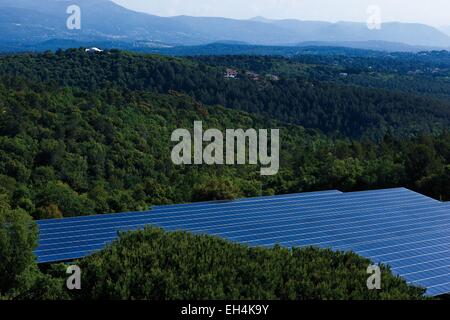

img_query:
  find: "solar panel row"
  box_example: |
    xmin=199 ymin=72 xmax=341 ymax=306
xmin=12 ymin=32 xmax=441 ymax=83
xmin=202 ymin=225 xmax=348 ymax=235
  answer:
xmin=36 ymin=190 xmax=345 ymax=262
xmin=34 ymin=188 xmax=450 ymax=296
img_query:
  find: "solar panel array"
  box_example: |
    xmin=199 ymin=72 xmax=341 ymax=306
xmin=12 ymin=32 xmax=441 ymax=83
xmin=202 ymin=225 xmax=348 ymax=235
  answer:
xmin=35 ymin=188 xmax=450 ymax=296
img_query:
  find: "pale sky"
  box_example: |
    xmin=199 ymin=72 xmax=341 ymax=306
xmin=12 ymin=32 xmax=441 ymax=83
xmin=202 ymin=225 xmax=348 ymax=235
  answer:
xmin=112 ymin=0 xmax=450 ymax=27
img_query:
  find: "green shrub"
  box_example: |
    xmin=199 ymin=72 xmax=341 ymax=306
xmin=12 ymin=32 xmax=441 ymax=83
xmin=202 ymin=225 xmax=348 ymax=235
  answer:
xmin=77 ymin=227 xmax=426 ymax=300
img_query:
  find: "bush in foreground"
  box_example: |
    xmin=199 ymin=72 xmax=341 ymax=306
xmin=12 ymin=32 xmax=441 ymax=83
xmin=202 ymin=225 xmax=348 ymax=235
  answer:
xmin=77 ymin=227 xmax=426 ymax=300
xmin=0 ymin=195 xmax=68 ymax=299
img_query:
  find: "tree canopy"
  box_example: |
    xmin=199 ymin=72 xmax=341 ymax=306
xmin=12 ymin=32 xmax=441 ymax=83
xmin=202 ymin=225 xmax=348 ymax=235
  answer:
xmin=1 ymin=49 xmax=449 ymax=300
xmin=76 ymin=227 xmax=426 ymax=300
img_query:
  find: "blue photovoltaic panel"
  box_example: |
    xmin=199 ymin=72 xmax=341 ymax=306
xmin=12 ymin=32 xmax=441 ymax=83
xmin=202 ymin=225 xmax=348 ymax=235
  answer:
xmin=150 ymin=190 xmax=343 ymax=211
xmin=37 ymin=190 xmax=342 ymax=227
xmin=34 ymin=188 xmax=450 ymax=296
xmin=35 ymin=190 xmax=344 ymax=262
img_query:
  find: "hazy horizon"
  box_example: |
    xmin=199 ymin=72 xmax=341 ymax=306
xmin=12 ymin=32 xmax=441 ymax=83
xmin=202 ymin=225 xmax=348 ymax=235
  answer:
xmin=111 ymin=0 xmax=450 ymax=28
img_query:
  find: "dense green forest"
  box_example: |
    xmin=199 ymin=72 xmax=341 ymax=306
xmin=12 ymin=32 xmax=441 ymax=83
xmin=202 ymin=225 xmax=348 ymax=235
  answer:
xmin=1 ymin=49 xmax=450 ymax=299
xmin=76 ymin=227 xmax=426 ymax=300
xmin=2 ymin=75 xmax=450 ymax=220
xmin=196 ymin=53 xmax=450 ymax=99
xmin=2 ymin=49 xmax=450 ymax=139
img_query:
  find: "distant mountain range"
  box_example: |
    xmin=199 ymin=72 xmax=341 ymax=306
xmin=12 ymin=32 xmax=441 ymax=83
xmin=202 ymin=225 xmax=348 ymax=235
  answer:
xmin=1 ymin=0 xmax=450 ymax=52
xmin=439 ymin=26 xmax=450 ymax=37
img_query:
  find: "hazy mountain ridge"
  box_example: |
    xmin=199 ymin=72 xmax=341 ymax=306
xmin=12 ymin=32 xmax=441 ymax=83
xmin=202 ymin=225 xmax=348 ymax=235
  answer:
xmin=1 ymin=0 xmax=450 ymax=51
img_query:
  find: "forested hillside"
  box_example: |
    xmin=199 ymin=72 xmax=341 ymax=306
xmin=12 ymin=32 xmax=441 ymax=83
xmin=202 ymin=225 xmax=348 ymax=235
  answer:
xmin=1 ymin=49 xmax=450 ymax=300
xmin=1 ymin=77 xmax=450 ymax=221
xmin=2 ymin=50 xmax=450 ymax=222
xmin=2 ymin=49 xmax=450 ymax=139
xmin=196 ymin=53 xmax=450 ymax=99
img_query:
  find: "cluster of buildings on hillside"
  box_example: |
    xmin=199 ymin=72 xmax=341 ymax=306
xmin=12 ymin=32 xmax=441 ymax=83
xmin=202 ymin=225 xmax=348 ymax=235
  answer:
xmin=407 ymin=67 xmax=442 ymax=75
xmin=225 ymin=68 xmax=279 ymax=81
xmin=225 ymin=68 xmax=239 ymax=78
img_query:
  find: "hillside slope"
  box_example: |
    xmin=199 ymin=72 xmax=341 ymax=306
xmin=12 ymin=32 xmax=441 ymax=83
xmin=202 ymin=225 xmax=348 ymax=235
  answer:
xmin=2 ymin=50 xmax=450 ymax=139
xmin=2 ymin=55 xmax=450 ymax=220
